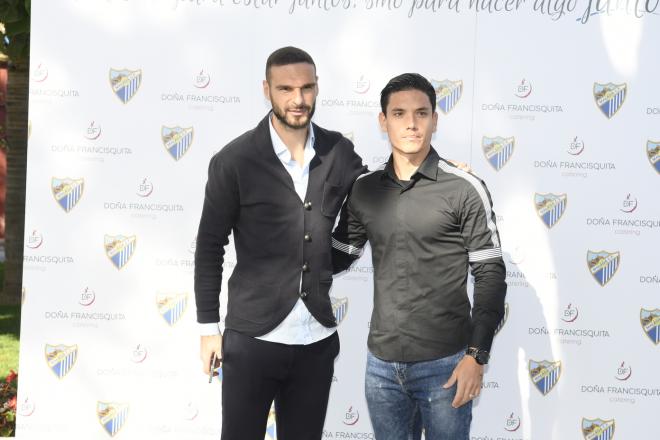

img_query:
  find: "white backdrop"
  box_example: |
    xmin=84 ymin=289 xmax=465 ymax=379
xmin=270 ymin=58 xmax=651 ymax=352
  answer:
xmin=16 ymin=0 xmax=660 ymax=438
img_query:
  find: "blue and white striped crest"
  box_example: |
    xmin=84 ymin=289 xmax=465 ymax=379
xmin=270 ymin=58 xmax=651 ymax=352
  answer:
xmin=51 ymin=177 xmax=84 ymax=213
xmin=534 ymin=193 xmax=567 ymax=228
xmin=483 ymin=136 xmax=515 ymax=171
xmin=494 ymin=303 xmax=508 ymax=336
xmin=582 ymin=418 xmax=615 ymax=440
xmin=157 ymin=293 xmax=188 ymax=326
xmin=593 ymin=82 xmax=626 ymax=119
xmin=45 ymin=344 xmax=78 ymax=379
xmin=105 ymin=235 xmax=137 ymax=270
xmin=431 ymin=79 xmax=463 ymax=114
xmin=97 ymin=402 xmax=129 ymax=437
xmin=587 ymin=251 xmax=620 ymax=287
xmin=331 ymin=297 xmax=349 ymax=325
xmin=162 ymin=126 xmax=194 ymax=161
xmin=647 ymin=140 xmax=660 ymax=174
xmin=109 ymin=69 xmax=142 ymax=104
xmin=640 ymin=308 xmax=660 ymax=345
xmin=529 ymin=359 xmax=561 ymax=396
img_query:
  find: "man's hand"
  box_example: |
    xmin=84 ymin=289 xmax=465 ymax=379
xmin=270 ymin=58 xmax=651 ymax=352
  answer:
xmin=443 ymin=355 xmax=484 ymax=408
xmin=201 ymin=334 xmax=222 ymax=376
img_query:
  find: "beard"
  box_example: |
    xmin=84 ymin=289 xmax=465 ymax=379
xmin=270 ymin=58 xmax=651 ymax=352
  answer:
xmin=271 ymin=100 xmax=316 ymax=130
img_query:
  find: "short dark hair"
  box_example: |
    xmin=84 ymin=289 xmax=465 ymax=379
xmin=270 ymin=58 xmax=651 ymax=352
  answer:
xmin=380 ymin=73 xmax=436 ymax=114
xmin=265 ymin=46 xmax=316 ymax=81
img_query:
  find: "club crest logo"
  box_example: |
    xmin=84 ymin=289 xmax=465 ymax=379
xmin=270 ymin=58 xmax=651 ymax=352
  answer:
xmin=534 ymin=193 xmax=567 ymax=228
xmin=109 ymin=68 xmax=142 ymax=104
xmin=104 ymin=235 xmax=137 ymax=270
xmin=529 ymin=359 xmax=561 ymax=396
xmin=157 ymin=293 xmax=188 ymax=326
xmin=331 ymin=297 xmax=349 ymax=325
xmin=161 ymin=126 xmax=194 ymax=161
xmin=587 ymin=251 xmax=620 ymax=287
xmin=593 ymin=82 xmax=626 ymax=119
xmin=640 ymin=308 xmax=660 ymax=345
xmin=97 ymin=401 xmax=129 ymax=437
xmin=45 ymin=344 xmax=78 ymax=379
xmin=51 ymin=177 xmax=84 ymax=213
xmin=266 ymin=407 xmax=277 ymax=440
xmin=494 ymin=303 xmax=508 ymax=336
xmin=582 ymin=418 xmax=615 ymax=440
xmin=483 ymin=136 xmax=515 ymax=171
xmin=647 ymin=140 xmax=660 ymax=174
xmin=431 ymin=79 xmax=463 ymax=114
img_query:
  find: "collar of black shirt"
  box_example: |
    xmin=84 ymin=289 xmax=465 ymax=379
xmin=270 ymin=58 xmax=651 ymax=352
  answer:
xmin=383 ymin=146 xmax=440 ymax=185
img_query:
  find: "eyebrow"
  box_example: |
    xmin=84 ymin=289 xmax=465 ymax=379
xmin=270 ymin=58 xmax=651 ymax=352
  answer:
xmin=390 ymin=106 xmax=432 ymax=112
xmin=276 ymin=82 xmax=317 ymax=89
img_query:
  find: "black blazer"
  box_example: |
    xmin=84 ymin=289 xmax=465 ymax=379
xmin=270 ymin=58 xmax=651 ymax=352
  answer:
xmin=194 ymin=114 xmax=365 ymax=336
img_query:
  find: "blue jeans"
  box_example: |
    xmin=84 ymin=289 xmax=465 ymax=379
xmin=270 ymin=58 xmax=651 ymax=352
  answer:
xmin=365 ymin=350 xmax=472 ymax=440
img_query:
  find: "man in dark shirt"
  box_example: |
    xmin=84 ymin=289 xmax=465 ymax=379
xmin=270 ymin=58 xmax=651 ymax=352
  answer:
xmin=195 ymin=47 xmax=365 ymax=440
xmin=332 ymin=73 xmax=507 ymax=439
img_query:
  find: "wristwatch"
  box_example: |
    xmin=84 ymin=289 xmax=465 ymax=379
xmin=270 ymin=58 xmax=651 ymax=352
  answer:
xmin=465 ymin=347 xmax=490 ymax=365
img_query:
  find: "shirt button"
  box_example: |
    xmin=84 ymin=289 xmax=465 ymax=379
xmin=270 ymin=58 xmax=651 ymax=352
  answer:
xmin=304 ymin=201 xmax=312 ymax=210
xmin=302 ymin=263 xmax=310 ymax=272
xmin=304 ymin=233 xmax=312 ymax=242
xmin=300 ymin=290 xmax=308 ymax=299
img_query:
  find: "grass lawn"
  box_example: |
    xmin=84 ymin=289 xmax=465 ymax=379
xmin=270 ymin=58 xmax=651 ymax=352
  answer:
xmin=0 ymin=305 xmax=20 ymax=381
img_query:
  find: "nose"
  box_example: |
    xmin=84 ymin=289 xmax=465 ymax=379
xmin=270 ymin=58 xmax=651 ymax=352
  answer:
xmin=405 ymin=113 xmax=417 ymax=130
xmin=292 ymin=88 xmax=304 ymax=106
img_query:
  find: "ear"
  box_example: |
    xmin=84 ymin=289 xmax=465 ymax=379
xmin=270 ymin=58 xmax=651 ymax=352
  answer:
xmin=378 ymin=112 xmax=387 ymax=133
xmin=432 ymin=111 xmax=438 ymax=132
xmin=263 ymin=80 xmax=270 ymax=102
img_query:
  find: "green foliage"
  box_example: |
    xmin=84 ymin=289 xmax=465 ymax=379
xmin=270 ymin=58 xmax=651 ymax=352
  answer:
xmin=0 ymin=0 xmax=31 ymax=63
xmin=0 ymin=304 xmax=20 ymax=376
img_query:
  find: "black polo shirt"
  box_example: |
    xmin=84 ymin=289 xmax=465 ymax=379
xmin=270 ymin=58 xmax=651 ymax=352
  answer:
xmin=332 ymin=147 xmax=507 ymax=362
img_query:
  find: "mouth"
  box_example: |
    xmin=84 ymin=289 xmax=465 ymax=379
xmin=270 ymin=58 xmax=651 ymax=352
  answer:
xmin=288 ymin=108 xmax=309 ymax=116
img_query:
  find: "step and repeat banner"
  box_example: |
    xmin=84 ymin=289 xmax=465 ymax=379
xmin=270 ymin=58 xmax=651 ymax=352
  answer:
xmin=16 ymin=0 xmax=659 ymax=438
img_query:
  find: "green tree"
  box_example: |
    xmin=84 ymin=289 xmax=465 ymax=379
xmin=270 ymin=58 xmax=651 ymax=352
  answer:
xmin=0 ymin=0 xmax=30 ymax=305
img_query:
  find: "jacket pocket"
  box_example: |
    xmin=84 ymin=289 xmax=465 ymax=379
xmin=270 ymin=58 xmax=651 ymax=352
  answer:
xmin=227 ymin=273 xmax=281 ymax=324
xmin=321 ymin=181 xmax=344 ymax=218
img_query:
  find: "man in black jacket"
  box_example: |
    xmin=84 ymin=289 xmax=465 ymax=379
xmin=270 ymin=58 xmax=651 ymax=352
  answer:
xmin=194 ymin=47 xmax=365 ymax=440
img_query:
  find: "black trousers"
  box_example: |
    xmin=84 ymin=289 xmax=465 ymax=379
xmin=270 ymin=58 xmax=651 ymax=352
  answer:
xmin=221 ymin=329 xmax=340 ymax=440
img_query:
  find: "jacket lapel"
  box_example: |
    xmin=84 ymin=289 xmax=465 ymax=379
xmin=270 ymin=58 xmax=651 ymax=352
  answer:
xmin=254 ymin=114 xmax=297 ymax=195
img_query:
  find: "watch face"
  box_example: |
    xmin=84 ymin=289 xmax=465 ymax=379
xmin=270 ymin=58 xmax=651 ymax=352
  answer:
xmin=476 ymin=352 xmax=489 ymax=365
